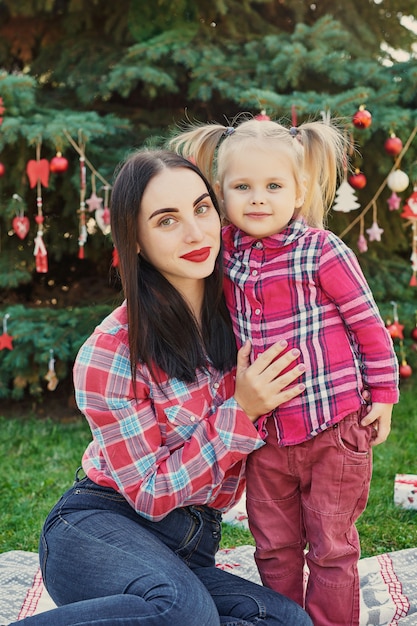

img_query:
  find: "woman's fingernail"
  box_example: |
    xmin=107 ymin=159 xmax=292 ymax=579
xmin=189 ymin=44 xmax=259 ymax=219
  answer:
xmin=298 ymin=364 xmax=306 ymax=372
xmin=279 ymin=339 xmax=287 ymax=347
xmin=292 ymin=348 xmax=300 ymax=356
xmin=298 ymin=383 xmax=306 ymax=391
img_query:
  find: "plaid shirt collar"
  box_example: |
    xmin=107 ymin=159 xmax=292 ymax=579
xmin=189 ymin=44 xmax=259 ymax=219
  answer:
xmin=225 ymin=218 xmax=308 ymax=252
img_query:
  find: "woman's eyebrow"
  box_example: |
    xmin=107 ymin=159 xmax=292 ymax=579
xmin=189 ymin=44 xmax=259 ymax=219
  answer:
xmin=148 ymin=193 xmax=210 ymax=220
xmin=193 ymin=193 xmax=210 ymax=206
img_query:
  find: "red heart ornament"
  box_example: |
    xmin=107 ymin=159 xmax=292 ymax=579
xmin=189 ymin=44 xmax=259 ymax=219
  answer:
xmin=12 ymin=215 xmax=30 ymax=239
xmin=26 ymin=159 xmax=50 ymax=188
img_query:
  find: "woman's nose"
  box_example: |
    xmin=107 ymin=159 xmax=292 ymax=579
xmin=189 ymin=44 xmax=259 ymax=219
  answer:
xmin=184 ymin=219 xmax=204 ymax=242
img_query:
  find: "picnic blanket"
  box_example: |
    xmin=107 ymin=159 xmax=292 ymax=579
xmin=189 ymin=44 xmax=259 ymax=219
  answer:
xmin=2 ymin=494 xmax=417 ymax=625
xmin=2 ymin=546 xmax=417 ymax=625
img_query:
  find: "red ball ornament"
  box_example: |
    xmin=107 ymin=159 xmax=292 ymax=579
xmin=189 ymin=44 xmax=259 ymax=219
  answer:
xmin=411 ymin=327 xmax=417 ymax=341
xmin=384 ymin=134 xmax=403 ymax=157
xmin=352 ymin=106 xmax=372 ymax=129
xmin=255 ymin=110 xmax=271 ymax=121
xmin=399 ymin=362 xmax=413 ymax=379
xmin=348 ymin=171 xmax=367 ymax=189
xmin=50 ymin=152 xmax=69 ymax=173
xmin=0 ymin=161 xmax=5 ymax=177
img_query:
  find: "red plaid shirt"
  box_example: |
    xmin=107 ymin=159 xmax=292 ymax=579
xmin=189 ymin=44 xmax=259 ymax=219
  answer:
xmin=222 ymin=219 xmax=399 ymax=446
xmin=74 ymin=302 xmax=263 ymax=521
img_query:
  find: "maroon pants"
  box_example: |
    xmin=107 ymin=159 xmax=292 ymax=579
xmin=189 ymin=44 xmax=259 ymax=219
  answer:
xmin=246 ymin=412 xmax=373 ymax=626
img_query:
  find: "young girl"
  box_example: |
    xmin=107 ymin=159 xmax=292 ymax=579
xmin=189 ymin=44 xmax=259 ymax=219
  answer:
xmin=170 ymin=118 xmax=400 ymax=626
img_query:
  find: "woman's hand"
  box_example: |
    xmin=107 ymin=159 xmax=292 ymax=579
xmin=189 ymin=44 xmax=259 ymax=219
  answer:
xmin=234 ymin=340 xmax=306 ymax=422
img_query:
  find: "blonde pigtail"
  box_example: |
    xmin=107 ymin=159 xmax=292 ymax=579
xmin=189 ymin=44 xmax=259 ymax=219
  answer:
xmin=298 ymin=122 xmax=348 ymax=228
xmin=169 ymin=125 xmax=227 ymax=186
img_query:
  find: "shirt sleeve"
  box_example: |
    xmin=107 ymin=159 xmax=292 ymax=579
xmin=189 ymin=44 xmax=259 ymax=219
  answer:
xmin=74 ymin=330 xmax=263 ymax=521
xmin=318 ymin=232 xmax=399 ymax=403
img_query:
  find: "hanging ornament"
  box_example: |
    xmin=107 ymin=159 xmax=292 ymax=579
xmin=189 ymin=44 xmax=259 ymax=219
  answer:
xmin=86 ymin=173 xmax=103 ymax=215
xmin=77 ymin=132 xmax=88 ymax=259
xmin=95 ymin=185 xmax=111 ymax=235
xmin=387 ymin=169 xmax=410 ymax=193
xmin=29 ymin=141 xmax=48 ymax=273
xmin=0 ymin=96 xmax=5 ymax=125
xmin=352 ymin=105 xmax=372 ymax=129
xmin=332 ymin=179 xmax=361 ymax=212
xmin=399 ymin=187 xmax=417 ymax=286
xmin=398 ymin=340 xmax=412 ymax=378
xmin=400 ymin=187 xmax=417 ymax=219
xmin=386 ymin=301 xmax=404 ymax=340
xmin=357 ymin=216 xmax=368 ymax=253
xmin=50 ymin=151 xmax=69 ymax=173
xmin=0 ymin=313 xmax=14 ymax=350
xmin=384 ymin=133 xmax=403 ymax=157
xmin=348 ymin=169 xmax=367 ymax=190
xmin=365 ymin=202 xmax=383 ymax=242
xmin=0 ymin=161 xmax=5 ymax=177
xmin=12 ymin=212 xmax=30 ymax=240
xmin=410 ymin=311 xmax=417 ymax=342
xmin=11 ymin=194 xmax=30 ymax=239
xmin=44 ymin=348 xmax=59 ymax=391
xmin=387 ymin=192 xmax=401 ymax=211
xmin=26 ymin=157 xmax=49 ymax=188
xmin=399 ymin=360 xmax=413 ymax=378
xmin=112 ymin=247 xmax=119 ymax=268
xmin=255 ymin=109 xmax=270 ymax=121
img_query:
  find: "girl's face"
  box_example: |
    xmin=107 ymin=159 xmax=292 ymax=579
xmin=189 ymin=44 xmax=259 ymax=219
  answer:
xmin=137 ymin=167 xmax=221 ymax=294
xmin=219 ymin=145 xmax=304 ymax=238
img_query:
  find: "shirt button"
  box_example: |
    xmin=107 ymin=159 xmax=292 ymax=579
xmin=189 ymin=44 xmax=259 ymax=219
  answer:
xmin=255 ymin=241 xmax=263 ymax=249
xmin=190 ymin=416 xmax=196 ymax=422
xmin=213 ymin=382 xmax=220 ymax=389
xmin=255 ymin=308 xmax=261 ymax=315
xmin=252 ymin=269 xmax=258 ymax=276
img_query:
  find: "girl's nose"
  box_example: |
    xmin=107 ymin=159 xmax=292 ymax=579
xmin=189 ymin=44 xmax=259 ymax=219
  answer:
xmin=250 ymin=191 xmax=265 ymax=205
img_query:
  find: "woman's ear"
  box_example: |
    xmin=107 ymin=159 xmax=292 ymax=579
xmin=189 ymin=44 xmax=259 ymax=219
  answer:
xmin=136 ymin=243 xmax=141 ymax=254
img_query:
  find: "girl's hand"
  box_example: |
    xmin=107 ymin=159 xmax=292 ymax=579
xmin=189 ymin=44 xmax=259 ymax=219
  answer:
xmin=234 ymin=340 xmax=305 ymax=422
xmin=360 ymin=402 xmax=393 ymax=446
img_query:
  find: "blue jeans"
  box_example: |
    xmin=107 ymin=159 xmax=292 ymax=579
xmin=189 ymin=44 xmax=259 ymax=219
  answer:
xmin=12 ymin=475 xmax=312 ymax=626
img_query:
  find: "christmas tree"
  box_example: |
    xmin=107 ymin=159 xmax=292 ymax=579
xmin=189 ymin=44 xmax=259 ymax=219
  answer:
xmin=0 ymin=0 xmax=416 ymax=400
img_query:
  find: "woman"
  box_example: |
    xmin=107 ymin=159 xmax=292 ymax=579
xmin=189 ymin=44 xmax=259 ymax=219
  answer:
xmin=11 ymin=150 xmax=309 ymax=625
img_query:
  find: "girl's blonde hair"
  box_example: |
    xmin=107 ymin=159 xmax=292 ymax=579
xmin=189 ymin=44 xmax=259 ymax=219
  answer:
xmin=169 ymin=116 xmax=350 ymax=228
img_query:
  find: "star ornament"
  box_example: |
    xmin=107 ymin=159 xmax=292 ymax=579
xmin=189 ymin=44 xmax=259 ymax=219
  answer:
xmin=0 ymin=331 xmax=14 ymax=350
xmin=86 ymin=192 xmax=103 ymax=212
xmin=387 ymin=192 xmax=401 ymax=211
xmin=366 ymin=221 xmax=384 ymax=242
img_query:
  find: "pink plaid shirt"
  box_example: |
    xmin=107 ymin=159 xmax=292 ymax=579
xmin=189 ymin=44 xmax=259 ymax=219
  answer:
xmin=74 ymin=302 xmax=263 ymax=521
xmin=222 ymin=219 xmax=399 ymax=446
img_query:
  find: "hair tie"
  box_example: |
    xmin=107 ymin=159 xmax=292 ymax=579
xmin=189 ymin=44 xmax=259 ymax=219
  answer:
xmin=224 ymin=126 xmax=235 ymax=137
xmin=289 ymin=126 xmax=299 ymax=137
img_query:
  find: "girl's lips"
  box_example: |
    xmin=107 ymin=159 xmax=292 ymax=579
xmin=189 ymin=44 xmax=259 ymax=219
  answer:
xmin=180 ymin=247 xmax=211 ymax=262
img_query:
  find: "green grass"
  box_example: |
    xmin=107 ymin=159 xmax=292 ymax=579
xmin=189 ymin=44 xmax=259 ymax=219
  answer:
xmin=1 ymin=383 xmax=417 ymax=555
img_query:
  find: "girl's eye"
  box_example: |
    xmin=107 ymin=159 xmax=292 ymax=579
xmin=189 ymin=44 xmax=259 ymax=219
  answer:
xmin=235 ymin=184 xmax=248 ymax=190
xmin=268 ymin=183 xmax=280 ymax=189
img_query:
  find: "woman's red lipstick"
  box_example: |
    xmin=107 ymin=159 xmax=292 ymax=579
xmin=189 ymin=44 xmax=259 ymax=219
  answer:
xmin=180 ymin=247 xmax=211 ymax=262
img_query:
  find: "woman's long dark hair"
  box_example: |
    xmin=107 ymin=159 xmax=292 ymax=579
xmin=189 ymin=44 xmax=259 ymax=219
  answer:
xmin=110 ymin=150 xmax=237 ymax=386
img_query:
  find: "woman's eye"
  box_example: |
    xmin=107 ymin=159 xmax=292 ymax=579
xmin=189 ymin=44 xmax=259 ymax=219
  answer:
xmin=159 ymin=216 xmax=176 ymax=227
xmin=195 ymin=204 xmax=209 ymax=215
